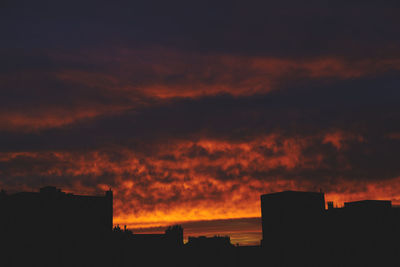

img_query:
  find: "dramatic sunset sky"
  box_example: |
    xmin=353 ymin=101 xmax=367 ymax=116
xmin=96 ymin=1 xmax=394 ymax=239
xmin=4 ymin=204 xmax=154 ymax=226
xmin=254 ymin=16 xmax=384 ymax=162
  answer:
xmin=1 ymin=0 xmax=400 ymax=245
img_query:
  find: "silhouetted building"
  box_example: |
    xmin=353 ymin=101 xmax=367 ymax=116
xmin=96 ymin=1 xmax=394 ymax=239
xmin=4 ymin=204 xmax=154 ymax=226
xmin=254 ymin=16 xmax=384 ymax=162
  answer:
xmin=186 ymin=235 xmax=233 ymax=249
xmin=260 ymin=190 xmax=400 ymax=267
xmin=165 ymin=224 xmax=184 ymax=247
xmin=325 ymin=199 xmax=400 ymax=267
xmin=1 ymin=186 xmax=113 ymax=234
xmin=260 ymin=191 xmax=325 ymax=266
xmin=344 ymin=199 xmax=392 ymax=209
xmin=111 ymin=224 xmax=184 ymax=267
xmin=184 ymin=235 xmax=235 ymax=267
xmin=0 ymin=186 xmax=113 ymax=267
xmin=124 ymin=224 xmax=184 ymax=248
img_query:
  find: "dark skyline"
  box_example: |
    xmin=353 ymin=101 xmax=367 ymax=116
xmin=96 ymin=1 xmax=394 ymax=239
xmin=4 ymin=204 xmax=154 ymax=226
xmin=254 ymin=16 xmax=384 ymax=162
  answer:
xmin=1 ymin=186 xmax=399 ymax=267
xmin=1 ymin=0 xmax=400 ymax=245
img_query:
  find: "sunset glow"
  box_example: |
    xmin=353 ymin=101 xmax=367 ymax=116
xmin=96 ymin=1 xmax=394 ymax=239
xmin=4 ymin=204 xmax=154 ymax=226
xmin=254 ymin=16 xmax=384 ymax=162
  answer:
xmin=2 ymin=0 xmax=400 ymax=246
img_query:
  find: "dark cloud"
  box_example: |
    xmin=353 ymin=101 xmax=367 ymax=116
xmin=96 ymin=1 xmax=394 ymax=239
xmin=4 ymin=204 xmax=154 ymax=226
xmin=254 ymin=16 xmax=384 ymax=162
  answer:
xmin=1 ymin=72 xmax=399 ymax=150
xmin=2 ymin=0 xmax=400 ymax=57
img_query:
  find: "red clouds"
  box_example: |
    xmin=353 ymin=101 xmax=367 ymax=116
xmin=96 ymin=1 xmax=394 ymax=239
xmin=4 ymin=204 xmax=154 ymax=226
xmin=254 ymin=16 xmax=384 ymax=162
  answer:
xmin=2 ymin=0 xmax=400 ymax=247
xmin=1 ymin=48 xmax=400 ymax=247
xmin=3 ymin=48 xmax=400 ymax=134
xmin=54 ymin=49 xmax=400 ymax=99
xmin=1 ymin=133 xmax=399 ymax=236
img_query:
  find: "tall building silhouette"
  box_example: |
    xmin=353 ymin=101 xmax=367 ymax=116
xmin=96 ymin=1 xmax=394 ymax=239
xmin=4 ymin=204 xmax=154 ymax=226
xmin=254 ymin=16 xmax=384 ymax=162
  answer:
xmin=260 ymin=191 xmax=325 ymax=266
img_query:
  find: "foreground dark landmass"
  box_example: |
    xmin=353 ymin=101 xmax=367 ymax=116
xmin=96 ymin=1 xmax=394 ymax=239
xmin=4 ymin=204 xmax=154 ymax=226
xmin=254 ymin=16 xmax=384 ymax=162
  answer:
xmin=0 ymin=187 xmax=399 ymax=267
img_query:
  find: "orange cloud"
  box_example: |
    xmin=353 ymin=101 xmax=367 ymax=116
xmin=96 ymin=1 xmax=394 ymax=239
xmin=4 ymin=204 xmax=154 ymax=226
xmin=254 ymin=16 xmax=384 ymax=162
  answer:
xmin=3 ymin=48 xmax=400 ymax=133
xmin=323 ymin=131 xmax=364 ymax=150
xmin=0 ymin=110 xmax=101 ymax=132
xmin=1 ymin=135 xmax=399 ymax=233
xmin=54 ymin=50 xmax=400 ymax=100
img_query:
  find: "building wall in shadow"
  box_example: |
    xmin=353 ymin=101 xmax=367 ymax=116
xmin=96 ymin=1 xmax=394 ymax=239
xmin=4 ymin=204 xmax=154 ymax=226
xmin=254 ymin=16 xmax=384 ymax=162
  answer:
xmin=0 ymin=186 xmax=113 ymax=267
xmin=260 ymin=191 xmax=325 ymax=266
xmin=260 ymin=190 xmax=400 ymax=267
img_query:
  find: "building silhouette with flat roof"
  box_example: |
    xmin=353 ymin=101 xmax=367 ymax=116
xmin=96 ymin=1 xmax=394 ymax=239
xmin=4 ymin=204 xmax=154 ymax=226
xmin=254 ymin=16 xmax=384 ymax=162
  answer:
xmin=260 ymin=191 xmax=325 ymax=266
xmin=260 ymin=190 xmax=400 ymax=267
xmin=113 ymin=224 xmax=184 ymax=249
xmin=0 ymin=186 xmax=113 ymax=234
xmin=0 ymin=186 xmax=113 ymax=266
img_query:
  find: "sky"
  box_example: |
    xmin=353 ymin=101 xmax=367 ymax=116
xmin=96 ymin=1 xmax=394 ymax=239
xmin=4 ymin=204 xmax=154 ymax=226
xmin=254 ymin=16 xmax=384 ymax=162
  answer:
xmin=1 ymin=0 xmax=400 ymax=245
